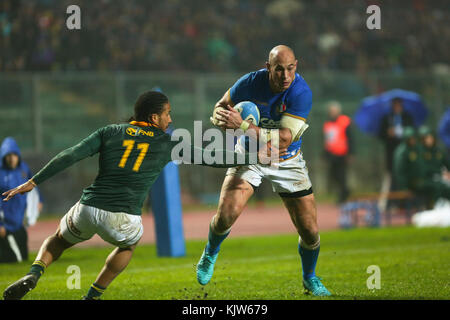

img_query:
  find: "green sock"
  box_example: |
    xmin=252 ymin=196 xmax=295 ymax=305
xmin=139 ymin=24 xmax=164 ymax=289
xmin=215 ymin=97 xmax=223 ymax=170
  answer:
xmin=86 ymin=283 xmax=106 ymax=299
xmin=28 ymin=260 xmax=46 ymax=279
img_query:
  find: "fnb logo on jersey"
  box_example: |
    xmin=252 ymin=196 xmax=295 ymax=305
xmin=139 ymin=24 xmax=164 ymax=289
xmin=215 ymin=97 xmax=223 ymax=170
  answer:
xmin=126 ymin=127 xmax=154 ymax=137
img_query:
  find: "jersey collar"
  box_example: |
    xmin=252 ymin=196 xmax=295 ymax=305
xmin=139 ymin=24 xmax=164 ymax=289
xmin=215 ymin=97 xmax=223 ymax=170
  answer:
xmin=129 ymin=121 xmax=159 ymax=128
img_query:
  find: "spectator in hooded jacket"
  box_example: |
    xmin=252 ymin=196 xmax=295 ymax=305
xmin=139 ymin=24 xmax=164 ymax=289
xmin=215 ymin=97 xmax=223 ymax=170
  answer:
xmin=0 ymin=137 xmax=42 ymax=263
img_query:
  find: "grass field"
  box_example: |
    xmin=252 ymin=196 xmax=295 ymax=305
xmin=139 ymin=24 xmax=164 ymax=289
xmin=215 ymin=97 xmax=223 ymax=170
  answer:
xmin=0 ymin=226 xmax=449 ymax=300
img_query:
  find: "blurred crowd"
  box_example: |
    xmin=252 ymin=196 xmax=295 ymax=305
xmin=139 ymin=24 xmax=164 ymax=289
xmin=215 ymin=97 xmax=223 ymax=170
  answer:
xmin=0 ymin=0 xmax=449 ymax=73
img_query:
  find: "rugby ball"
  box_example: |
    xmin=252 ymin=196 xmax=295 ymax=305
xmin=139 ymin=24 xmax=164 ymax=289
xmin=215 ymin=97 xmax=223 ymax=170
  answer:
xmin=234 ymin=101 xmax=260 ymax=126
xmin=234 ymin=101 xmax=260 ymax=151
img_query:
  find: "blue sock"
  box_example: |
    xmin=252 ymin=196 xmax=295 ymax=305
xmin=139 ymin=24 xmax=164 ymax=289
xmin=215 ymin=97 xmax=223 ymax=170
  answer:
xmin=298 ymin=242 xmax=320 ymax=280
xmin=205 ymin=227 xmax=230 ymax=256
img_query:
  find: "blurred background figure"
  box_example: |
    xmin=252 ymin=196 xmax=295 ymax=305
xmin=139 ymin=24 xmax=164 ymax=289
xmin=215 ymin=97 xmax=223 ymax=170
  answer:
xmin=355 ymin=89 xmax=429 ymax=213
xmin=377 ymin=97 xmax=415 ymax=212
xmin=419 ymin=126 xmax=449 ymax=177
xmin=378 ymin=98 xmax=415 ymax=178
xmin=392 ymin=127 xmax=422 ymax=204
xmin=438 ymin=107 xmax=450 ymax=157
xmin=323 ymin=101 xmax=353 ymax=204
xmin=0 ymin=137 xmax=43 ymax=263
xmin=418 ymin=126 xmax=450 ymax=207
xmin=393 ymin=127 xmax=450 ymax=210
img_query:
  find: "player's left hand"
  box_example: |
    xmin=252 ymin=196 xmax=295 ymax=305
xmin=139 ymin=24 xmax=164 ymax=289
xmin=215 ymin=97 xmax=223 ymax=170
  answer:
xmin=215 ymin=105 xmax=243 ymax=130
xmin=2 ymin=180 xmax=35 ymax=202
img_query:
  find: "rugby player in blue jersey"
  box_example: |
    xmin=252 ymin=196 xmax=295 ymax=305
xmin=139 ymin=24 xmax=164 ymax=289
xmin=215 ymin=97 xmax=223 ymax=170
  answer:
xmin=197 ymin=45 xmax=331 ymax=296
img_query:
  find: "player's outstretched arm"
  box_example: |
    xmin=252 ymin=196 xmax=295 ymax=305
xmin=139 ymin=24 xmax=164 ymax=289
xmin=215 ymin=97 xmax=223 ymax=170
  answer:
xmin=2 ymin=130 xmax=102 ymax=202
xmin=32 ymin=131 xmax=102 ymax=185
xmin=189 ymin=145 xmax=257 ymax=168
xmin=2 ymin=180 xmax=36 ymax=202
xmin=188 ymin=145 xmax=285 ymax=168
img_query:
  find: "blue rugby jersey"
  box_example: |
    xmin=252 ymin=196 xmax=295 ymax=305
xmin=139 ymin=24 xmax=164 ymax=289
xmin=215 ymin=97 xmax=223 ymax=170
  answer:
xmin=229 ymin=69 xmax=313 ymax=161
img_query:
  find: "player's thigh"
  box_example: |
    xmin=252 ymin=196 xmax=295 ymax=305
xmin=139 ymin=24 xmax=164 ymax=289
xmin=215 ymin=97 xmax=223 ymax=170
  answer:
xmin=95 ymin=210 xmax=143 ymax=249
xmin=59 ymin=201 xmax=97 ymax=245
xmin=281 ymin=193 xmax=318 ymax=239
xmin=265 ymin=154 xmax=316 ymax=232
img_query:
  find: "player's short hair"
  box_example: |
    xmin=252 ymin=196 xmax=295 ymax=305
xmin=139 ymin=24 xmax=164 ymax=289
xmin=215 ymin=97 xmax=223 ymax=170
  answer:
xmin=130 ymin=91 xmax=169 ymax=122
xmin=326 ymin=100 xmax=342 ymax=112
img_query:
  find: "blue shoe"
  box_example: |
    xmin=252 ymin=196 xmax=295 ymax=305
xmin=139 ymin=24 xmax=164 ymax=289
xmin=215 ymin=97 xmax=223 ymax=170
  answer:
xmin=196 ymin=248 xmax=219 ymax=285
xmin=303 ymin=276 xmax=332 ymax=297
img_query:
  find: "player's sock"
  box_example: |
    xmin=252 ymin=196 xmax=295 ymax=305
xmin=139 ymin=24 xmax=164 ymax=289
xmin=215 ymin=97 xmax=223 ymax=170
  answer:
xmin=27 ymin=260 xmax=47 ymax=280
xmin=205 ymin=217 xmax=231 ymax=256
xmin=298 ymin=236 xmax=320 ymax=280
xmin=86 ymin=283 xmax=106 ymax=300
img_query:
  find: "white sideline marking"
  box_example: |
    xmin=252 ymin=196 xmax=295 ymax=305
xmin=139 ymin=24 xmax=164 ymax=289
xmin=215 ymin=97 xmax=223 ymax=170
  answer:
xmin=6 ymin=235 xmax=23 ymax=262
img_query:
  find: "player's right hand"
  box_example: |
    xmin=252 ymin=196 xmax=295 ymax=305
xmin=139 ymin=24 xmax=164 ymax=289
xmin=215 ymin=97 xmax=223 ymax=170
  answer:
xmin=2 ymin=180 xmax=36 ymax=202
xmin=210 ymin=106 xmax=227 ymax=127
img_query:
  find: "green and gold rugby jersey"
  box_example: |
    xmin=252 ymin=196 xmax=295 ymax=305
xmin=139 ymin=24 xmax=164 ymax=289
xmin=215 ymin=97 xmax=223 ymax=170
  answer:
xmin=32 ymin=121 xmax=254 ymax=215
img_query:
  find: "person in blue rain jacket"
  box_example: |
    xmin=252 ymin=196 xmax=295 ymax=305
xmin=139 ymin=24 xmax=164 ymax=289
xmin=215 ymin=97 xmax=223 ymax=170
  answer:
xmin=0 ymin=137 xmax=42 ymax=263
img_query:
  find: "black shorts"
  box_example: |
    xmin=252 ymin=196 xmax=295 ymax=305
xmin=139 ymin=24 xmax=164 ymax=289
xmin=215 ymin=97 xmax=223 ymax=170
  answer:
xmin=0 ymin=226 xmax=28 ymax=263
xmin=279 ymin=187 xmax=313 ymax=198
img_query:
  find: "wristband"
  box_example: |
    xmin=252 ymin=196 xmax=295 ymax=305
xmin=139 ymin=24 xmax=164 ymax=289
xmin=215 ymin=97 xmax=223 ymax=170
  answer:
xmin=240 ymin=120 xmax=250 ymax=132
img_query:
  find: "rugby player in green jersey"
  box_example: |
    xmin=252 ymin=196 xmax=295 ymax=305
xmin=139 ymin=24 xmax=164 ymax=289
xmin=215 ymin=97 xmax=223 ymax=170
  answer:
xmin=2 ymin=91 xmax=271 ymax=300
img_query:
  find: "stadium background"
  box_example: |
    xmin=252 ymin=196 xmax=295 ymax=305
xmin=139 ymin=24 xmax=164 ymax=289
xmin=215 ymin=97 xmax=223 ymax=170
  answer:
xmin=0 ymin=0 xmax=449 ymax=215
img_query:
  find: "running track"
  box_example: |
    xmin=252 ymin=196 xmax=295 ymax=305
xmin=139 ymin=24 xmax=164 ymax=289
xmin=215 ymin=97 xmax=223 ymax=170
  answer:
xmin=27 ymin=204 xmax=340 ymax=251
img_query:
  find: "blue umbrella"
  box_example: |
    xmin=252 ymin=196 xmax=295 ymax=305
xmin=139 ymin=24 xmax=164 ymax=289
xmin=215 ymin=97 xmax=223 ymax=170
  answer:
xmin=354 ymin=89 xmax=428 ymax=135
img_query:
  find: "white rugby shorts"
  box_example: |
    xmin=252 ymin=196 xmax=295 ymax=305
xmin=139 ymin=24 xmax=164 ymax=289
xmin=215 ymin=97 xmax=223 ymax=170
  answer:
xmin=226 ymin=145 xmax=312 ymax=194
xmin=60 ymin=201 xmax=143 ymax=248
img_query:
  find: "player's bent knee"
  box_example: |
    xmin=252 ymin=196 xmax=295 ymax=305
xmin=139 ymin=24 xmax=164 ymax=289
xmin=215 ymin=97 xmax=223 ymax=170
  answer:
xmin=53 ymin=229 xmax=74 ymax=249
xmin=306 ymin=229 xmax=319 ymax=244
xmin=304 ymin=221 xmax=319 ymax=234
xmin=298 ymin=221 xmax=319 ymax=240
xmin=119 ymin=243 xmax=138 ymax=252
xmin=219 ymin=203 xmax=244 ymax=218
xmin=219 ymin=198 xmax=244 ymax=214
